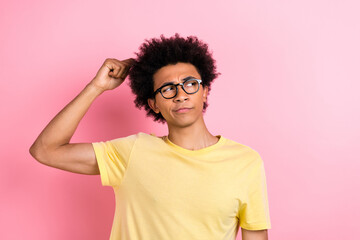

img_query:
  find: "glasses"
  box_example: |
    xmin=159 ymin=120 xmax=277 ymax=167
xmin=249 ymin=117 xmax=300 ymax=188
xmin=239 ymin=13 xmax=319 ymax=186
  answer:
xmin=153 ymin=78 xmax=203 ymax=99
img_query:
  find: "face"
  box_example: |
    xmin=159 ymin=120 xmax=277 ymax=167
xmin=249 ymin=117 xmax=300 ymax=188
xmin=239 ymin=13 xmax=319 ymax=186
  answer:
xmin=148 ymin=62 xmax=208 ymax=128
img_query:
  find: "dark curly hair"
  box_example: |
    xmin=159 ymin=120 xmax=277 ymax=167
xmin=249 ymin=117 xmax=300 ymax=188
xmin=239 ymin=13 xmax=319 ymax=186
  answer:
xmin=128 ymin=33 xmax=220 ymax=123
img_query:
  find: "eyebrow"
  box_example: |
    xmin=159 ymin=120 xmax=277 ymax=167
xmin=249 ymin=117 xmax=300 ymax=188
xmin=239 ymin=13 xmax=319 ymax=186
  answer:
xmin=159 ymin=76 xmax=197 ymax=87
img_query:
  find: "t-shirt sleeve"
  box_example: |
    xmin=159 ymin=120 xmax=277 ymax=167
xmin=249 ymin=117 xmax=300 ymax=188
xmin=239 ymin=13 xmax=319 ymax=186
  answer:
xmin=238 ymin=155 xmax=272 ymax=230
xmin=92 ymin=134 xmax=137 ymax=187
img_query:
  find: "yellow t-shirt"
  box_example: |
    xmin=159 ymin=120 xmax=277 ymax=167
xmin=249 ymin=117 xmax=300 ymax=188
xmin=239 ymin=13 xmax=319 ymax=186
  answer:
xmin=92 ymin=132 xmax=271 ymax=240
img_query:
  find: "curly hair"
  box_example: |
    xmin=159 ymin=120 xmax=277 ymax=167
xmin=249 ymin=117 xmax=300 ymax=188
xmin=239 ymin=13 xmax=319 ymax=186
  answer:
xmin=128 ymin=33 xmax=220 ymax=123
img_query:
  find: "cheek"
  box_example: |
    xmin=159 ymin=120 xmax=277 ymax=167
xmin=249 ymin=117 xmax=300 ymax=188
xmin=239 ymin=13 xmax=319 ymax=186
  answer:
xmin=157 ymin=102 xmax=172 ymax=115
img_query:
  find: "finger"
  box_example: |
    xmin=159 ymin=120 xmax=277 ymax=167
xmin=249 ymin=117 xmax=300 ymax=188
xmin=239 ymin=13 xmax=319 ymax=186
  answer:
xmin=104 ymin=60 xmax=117 ymax=76
xmin=105 ymin=58 xmax=134 ymax=78
xmin=107 ymin=60 xmax=124 ymax=78
xmin=122 ymin=58 xmax=136 ymax=66
xmin=113 ymin=62 xmax=126 ymax=78
xmin=120 ymin=66 xmax=130 ymax=79
xmin=120 ymin=59 xmax=135 ymax=79
xmin=112 ymin=65 xmax=122 ymax=78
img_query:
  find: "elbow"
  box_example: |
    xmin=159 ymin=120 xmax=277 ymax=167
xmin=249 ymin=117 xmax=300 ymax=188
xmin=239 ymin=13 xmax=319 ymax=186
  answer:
xmin=29 ymin=143 xmax=46 ymax=164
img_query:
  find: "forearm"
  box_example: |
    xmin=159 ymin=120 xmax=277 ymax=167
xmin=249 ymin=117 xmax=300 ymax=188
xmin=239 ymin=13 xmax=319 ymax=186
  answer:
xmin=29 ymin=58 xmax=134 ymax=174
xmin=30 ymin=83 xmax=103 ymax=153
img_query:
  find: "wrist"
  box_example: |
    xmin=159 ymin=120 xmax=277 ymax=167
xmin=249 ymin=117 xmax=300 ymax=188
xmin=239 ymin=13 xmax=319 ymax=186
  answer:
xmin=85 ymin=83 xmax=105 ymax=97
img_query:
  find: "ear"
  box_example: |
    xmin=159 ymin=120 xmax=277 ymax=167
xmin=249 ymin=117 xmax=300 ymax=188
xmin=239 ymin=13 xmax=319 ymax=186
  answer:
xmin=202 ymin=86 xmax=209 ymax=103
xmin=148 ymin=98 xmax=160 ymax=114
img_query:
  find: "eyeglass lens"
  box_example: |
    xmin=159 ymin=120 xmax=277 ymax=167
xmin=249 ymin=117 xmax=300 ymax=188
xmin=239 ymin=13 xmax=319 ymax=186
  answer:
xmin=161 ymin=79 xmax=200 ymax=98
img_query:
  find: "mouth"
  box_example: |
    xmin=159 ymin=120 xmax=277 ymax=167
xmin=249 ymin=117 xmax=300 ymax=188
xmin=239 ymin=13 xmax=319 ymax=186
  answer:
xmin=174 ymin=107 xmax=192 ymax=113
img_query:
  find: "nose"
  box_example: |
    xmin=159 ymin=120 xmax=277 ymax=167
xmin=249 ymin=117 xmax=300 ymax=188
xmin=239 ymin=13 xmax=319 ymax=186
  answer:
xmin=173 ymin=85 xmax=189 ymax=102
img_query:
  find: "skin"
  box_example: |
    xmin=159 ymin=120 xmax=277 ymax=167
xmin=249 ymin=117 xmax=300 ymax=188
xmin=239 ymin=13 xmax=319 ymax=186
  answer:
xmin=29 ymin=59 xmax=268 ymax=240
xmin=148 ymin=62 xmax=219 ymax=150
xmin=242 ymin=229 xmax=268 ymax=240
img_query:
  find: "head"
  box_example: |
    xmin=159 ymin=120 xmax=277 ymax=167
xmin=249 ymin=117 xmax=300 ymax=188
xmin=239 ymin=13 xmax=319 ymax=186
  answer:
xmin=128 ymin=33 xmax=220 ymax=123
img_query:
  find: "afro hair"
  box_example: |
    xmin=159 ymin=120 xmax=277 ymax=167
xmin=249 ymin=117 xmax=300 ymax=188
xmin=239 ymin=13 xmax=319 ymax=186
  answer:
xmin=128 ymin=33 xmax=220 ymax=123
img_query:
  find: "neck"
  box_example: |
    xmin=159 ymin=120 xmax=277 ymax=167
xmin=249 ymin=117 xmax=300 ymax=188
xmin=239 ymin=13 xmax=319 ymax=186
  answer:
xmin=166 ymin=117 xmax=219 ymax=150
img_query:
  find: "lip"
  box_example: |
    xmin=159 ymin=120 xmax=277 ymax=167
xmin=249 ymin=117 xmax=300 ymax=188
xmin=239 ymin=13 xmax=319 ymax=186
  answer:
xmin=174 ymin=107 xmax=192 ymax=113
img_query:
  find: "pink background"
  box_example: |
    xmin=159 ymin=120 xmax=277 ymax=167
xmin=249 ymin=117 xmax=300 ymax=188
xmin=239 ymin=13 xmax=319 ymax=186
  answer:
xmin=1 ymin=0 xmax=359 ymax=239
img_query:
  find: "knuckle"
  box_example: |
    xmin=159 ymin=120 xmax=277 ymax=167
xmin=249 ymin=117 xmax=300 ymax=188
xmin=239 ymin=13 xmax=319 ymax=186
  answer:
xmin=104 ymin=58 xmax=114 ymax=63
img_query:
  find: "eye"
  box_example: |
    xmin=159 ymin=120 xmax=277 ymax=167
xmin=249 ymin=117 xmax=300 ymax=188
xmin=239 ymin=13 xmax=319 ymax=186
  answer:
xmin=161 ymin=85 xmax=176 ymax=93
xmin=185 ymin=80 xmax=197 ymax=87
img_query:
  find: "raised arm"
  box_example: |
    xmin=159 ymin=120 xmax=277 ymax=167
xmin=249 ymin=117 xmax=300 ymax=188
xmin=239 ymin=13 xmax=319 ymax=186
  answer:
xmin=29 ymin=58 xmax=135 ymax=175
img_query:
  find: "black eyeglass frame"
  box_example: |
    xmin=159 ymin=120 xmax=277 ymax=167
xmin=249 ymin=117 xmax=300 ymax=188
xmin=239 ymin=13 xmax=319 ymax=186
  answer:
xmin=153 ymin=78 xmax=203 ymax=99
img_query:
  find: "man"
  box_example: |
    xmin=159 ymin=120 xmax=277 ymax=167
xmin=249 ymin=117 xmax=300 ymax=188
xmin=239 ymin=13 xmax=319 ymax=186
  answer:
xmin=30 ymin=34 xmax=271 ymax=240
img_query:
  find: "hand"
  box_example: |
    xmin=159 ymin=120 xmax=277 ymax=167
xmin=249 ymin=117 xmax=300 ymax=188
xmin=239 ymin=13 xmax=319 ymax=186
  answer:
xmin=90 ymin=58 xmax=136 ymax=92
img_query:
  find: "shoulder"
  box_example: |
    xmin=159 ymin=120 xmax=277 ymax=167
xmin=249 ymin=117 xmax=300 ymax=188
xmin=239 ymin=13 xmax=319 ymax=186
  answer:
xmin=107 ymin=132 xmax=155 ymax=142
xmin=94 ymin=132 xmax=167 ymax=151
xmin=94 ymin=132 xmax=147 ymax=147
xmin=120 ymin=132 xmax=165 ymax=146
xmin=222 ymin=137 xmax=262 ymax=156
xmin=218 ymin=138 xmax=264 ymax=170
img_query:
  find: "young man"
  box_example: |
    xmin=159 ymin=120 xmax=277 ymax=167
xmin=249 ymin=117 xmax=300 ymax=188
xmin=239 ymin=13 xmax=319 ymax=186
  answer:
xmin=30 ymin=34 xmax=271 ymax=240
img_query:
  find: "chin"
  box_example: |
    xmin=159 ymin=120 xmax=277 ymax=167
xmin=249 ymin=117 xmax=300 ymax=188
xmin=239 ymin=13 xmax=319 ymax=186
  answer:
xmin=176 ymin=121 xmax=195 ymax=129
xmin=167 ymin=115 xmax=202 ymax=129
